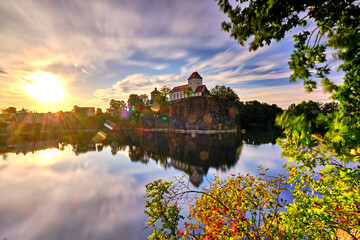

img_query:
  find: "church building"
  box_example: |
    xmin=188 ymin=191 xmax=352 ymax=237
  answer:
xmin=169 ymin=72 xmax=208 ymax=101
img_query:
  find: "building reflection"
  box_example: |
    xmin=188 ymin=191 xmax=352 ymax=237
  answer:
xmin=0 ymin=129 xmax=279 ymax=187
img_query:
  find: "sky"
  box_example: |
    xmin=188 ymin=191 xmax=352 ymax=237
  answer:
xmin=0 ymin=0 xmax=343 ymax=113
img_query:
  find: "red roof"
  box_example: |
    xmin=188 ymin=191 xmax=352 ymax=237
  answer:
xmin=169 ymin=84 xmax=188 ymax=93
xmin=195 ymin=85 xmax=206 ymax=93
xmin=188 ymin=72 xmax=203 ymax=80
xmin=151 ymin=87 xmax=160 ymax=94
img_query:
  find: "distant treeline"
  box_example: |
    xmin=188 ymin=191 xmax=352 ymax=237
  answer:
xmin=235 ymin=100 xmax=283 ymax=130
xmin=1 ymin=84 xmax=338 ymax=134
xmin=286 ymin=100 xmax=339 ymax=133
xmin=234 ymin=100 xmax=338 ymax=132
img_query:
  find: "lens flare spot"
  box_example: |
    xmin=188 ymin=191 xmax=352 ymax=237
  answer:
xmin=162 ymin=116 xmax=167 ymax=120
xmin=104 ymin=120 xmax=116 ymax=130
xmin=241 ymin=129 xmax=246 ymax=134
xmin=92 ymin=131 xmax=107 ymax=143
xmin=151 ymin=103 xmax=160 ymax=112
xmin=199 ymin=151 xmax=209 ymax=161
xmin=121 ymin=109 xmax=130 ymax=118
xmin=97 ymin=131 xmax=107 ymax=140
xmin=38 ymin=148 xmax=61 ymax=163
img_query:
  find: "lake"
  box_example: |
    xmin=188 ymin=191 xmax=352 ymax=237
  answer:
xmin=0 ymin=129 xmax=286 ymax=240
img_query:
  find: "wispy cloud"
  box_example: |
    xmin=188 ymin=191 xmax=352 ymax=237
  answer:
xmin=0 ymin=0 xmax=343 ymax=111
xmin=94 ymin=73 xmax=174 ymax=103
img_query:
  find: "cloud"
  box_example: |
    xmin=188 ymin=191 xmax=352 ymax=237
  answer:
xmin=93 ymin=73 xmax=174 ymax=103
xmin=0 ymin=0 xmax=344 ymax=112
xmin=235 ymin=82 xmax=332 ymax=108
xmin=0 ymin=0 xmax=230 ymax=76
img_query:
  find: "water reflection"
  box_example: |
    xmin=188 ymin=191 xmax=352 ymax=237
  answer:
xmin=0 ymin=130 xmax=280 ymax=187
xmin=0 ymin=130 xmax=282 ymax=240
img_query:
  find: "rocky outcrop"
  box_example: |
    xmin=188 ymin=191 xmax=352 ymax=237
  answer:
xmin=169 ymin=96 xmax=236 ymax=130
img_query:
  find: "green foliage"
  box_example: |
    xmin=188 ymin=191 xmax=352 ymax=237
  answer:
xmin=236 ymin=100 xmax=282 ymax=129
xmin=182 ymin=87 xmax=193 ymax=98
xmin=286 ymin=100 xmax=339 ymax=133
xmin=160 ymin=86 xmax=171 ymax=100
xmin=144 ymin=0 xmax=360 ymax=238
xmin=144 ymin=180 xmax=184 ymax=240
xmin=215 ymin=0 xmax=360 ymax=238
xmin=184 ymin=169 xmax=286 ymax=239
xmin=144 ymin=169 xmax=287 ymax=239
xmin=106 ymin=99 xmax=127 ymax=114
xmin=210 ymin=85 xmax=239 ymax=101
xmin=216 ymin=0 xmax=359 ymax=93
xmin=128 ymin=94 xmax=150 ymax=108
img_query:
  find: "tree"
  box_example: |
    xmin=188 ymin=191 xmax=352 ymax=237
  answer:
xmin=322 ymin=101 xmax=339 ymax=115
xmin=237 ymin=100 xmax=282 ymax=129
xmin=182 ymin=87 xmax=193 ymax=98
xmin=160 ymin=85 xmax=171 ymax=101
xmin=144 ymin=180 xmax=184 ymax=239
xmin=210 ymin=85 xmax=239 ymax=101
xmin=144 ymin=1 xmax=359 ymax=239
xmin=215 ymin=0 xmax=360 ymax=238
xmin=95 ymin=108 xmax=103 ymax=116
xmin=2 ymin=107 xmax=17 ymax=115
xmin=287 ymin=100 xmax=322 ymax=121
xmin=128 ymin=94 xmax=150 ymax=108
xmin=72 ymin=105 xmax=80 ymax=113
xmin=106 ymin=99 xmax=126 ymax=114
xmin=139 ymin=94 xmax=150 ymax=107
xmin=144 ymin=169 xmax=287 ymax=239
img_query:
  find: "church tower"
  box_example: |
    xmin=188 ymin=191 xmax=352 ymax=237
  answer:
xmin=187 ymin=72 xmax=203 ymax=93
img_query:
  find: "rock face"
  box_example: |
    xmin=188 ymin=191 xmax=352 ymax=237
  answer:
xmin=169 ymin=96 xmax=236 ymax=130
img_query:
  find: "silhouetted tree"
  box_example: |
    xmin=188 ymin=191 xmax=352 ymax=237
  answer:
xmin=2 ymin=107 xmax=17 ymax=115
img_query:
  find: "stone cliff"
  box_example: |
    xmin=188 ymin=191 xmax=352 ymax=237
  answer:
xmin=150 ymin=96 xmax=236 ymax=130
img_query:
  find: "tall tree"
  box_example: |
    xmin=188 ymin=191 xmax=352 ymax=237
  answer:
xmin=160 ymin=85 xmax=171 ymax=101
xmin=211 ymin=85 xmax=239 ymax=101
xmin=143 ymin=1 xmax=359 ymax=239
xmin=216 ymin=0 xmax=360 ymax=238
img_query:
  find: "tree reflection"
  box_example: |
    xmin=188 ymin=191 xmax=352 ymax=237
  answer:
xmin=0 ymin=129 xmax=280 ymax=186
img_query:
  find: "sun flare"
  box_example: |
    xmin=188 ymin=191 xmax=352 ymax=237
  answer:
xmin=38 ymin=148 xmax=61 ymax=164
xmin=24 ymin=72 xmax=66 ymax=103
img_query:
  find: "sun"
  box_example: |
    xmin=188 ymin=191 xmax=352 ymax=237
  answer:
xmin=24 ymin=72 xmax=66 ymax=103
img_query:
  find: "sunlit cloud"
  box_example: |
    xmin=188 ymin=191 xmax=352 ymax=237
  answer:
xmin=0 ymin=0 xmax=344 ymax=111
xmin=235 ymin=83 xmax=332 ymax=108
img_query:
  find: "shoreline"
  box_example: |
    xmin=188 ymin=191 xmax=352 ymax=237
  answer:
xmin=0 ymin=127 xmax=237 ymax=138
xmin=138 ymin=128 xmax=237 ymax=134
